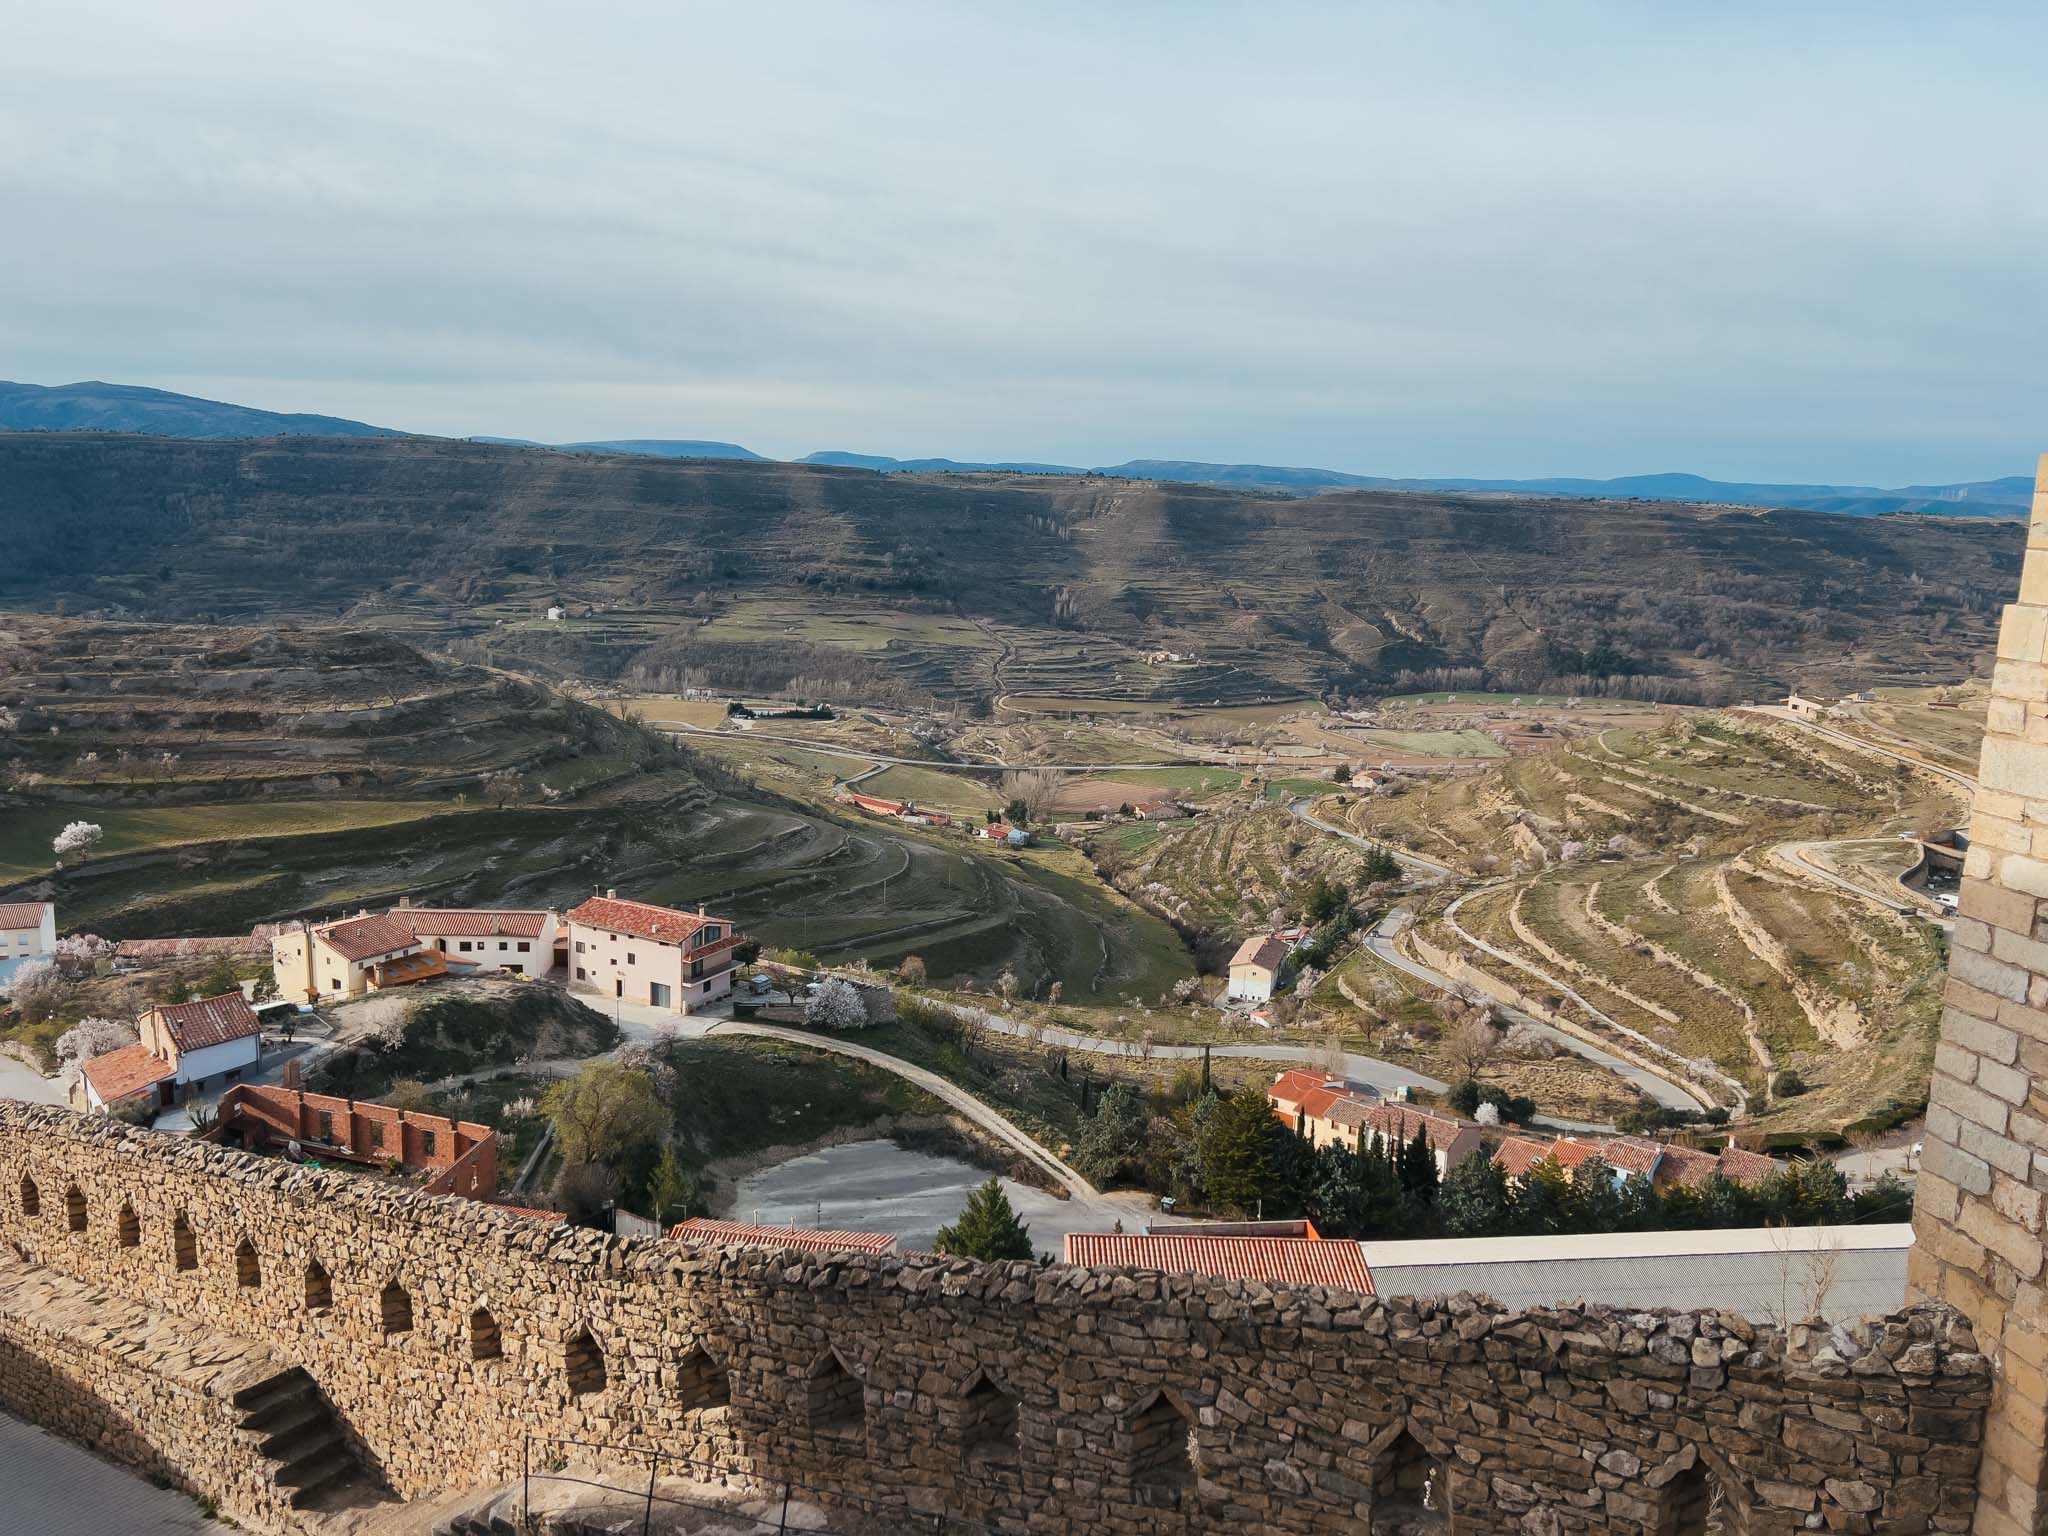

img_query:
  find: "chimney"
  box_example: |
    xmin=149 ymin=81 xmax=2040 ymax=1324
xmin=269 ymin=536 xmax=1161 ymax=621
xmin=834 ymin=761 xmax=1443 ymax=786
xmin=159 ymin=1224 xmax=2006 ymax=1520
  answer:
xmin=606 ymin=888 xmax=617 ymax=900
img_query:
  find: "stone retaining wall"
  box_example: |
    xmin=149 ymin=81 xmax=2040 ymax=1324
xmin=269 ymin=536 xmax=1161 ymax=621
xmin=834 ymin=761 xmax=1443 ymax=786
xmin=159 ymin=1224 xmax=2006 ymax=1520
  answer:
xmin=0 ymin=1102 xmax=1991 ymax=1534
xmin=0 ymin=1258 xmax=305 ymax=1531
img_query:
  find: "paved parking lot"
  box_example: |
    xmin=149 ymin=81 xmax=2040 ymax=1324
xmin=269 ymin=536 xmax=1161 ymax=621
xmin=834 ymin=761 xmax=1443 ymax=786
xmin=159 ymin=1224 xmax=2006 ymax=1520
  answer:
xmin=0 ymin=1410 xmax=215 ymax=1533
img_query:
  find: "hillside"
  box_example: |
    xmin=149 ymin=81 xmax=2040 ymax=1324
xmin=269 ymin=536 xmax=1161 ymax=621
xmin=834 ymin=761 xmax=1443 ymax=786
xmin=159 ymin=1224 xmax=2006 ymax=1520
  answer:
xmin=0 ymin=616 xmax=1186 ymax=1002
xmin=0 ymin=380 xmax=402 ymax=439
xmin=0 ymin=433 xmax=2019 ymax=708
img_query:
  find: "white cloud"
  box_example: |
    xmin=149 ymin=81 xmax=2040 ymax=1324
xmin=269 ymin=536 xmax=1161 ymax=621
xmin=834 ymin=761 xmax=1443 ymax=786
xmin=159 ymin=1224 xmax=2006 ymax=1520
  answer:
xmin=2 ymin=0 xmax=2043 ymax=482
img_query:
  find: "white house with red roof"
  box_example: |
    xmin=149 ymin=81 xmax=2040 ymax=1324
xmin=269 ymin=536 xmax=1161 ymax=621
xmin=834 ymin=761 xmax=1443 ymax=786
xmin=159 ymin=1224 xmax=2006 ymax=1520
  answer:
xmin=0 ymin=900 xmax=56 ymax=986
xmin=394 ymin=905 xmax=560 ymax=977
xmin=271 ymin=911 xmax=426 ymax=1003
xmin=137 ymin=991 xmax=263 ymax=1100
xmin=565 ymin=891 xmax=744 ymax=1012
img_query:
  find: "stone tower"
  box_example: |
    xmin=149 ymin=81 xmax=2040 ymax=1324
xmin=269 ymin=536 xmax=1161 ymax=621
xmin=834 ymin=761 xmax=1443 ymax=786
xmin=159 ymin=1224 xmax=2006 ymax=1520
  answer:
xmin=1909 ymin=453 xmax=2048 ymax=1536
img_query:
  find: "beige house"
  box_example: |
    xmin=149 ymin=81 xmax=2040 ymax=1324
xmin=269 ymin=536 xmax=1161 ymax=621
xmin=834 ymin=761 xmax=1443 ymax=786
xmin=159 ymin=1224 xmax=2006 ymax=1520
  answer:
xmin=565 ymin=892 xmax=743 ymax=1012
xmin=271 ymin=912 xmax=425 ymax=1004
xmin=395 ymin=906 xmax=560 ymax=976
xmin=1227 ymin=933 xmax=1290 ymax=1002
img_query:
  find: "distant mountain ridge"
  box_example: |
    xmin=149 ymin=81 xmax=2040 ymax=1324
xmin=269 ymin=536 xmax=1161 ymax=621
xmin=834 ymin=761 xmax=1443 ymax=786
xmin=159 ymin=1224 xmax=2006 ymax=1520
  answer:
xmin=0 ymin=380 xmax=404 ymax=440
xmin=0 ymin=378 xmax=2027 ymax=517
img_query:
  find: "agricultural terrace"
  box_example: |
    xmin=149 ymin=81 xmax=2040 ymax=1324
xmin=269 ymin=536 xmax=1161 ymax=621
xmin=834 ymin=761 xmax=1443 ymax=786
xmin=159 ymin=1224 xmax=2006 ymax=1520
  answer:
xmin=1368 ymin=712 xmax=1963 ymax=1133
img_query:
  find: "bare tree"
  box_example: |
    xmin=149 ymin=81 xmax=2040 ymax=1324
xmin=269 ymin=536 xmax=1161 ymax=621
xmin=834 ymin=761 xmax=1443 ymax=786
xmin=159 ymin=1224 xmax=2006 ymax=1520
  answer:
xmin=898 ymin=955 xmax=928 ymax=986
xmin=1442 ymin=1010 xmax=1504 ymax=1084
xmin=999 ymin=767 xmax=1063 ymax=825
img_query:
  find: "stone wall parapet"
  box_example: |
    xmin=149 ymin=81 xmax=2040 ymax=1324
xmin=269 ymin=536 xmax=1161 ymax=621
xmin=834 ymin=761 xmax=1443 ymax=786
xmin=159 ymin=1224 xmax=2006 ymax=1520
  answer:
xmin=0 ymin=1101 xmax=1991 ymax=1535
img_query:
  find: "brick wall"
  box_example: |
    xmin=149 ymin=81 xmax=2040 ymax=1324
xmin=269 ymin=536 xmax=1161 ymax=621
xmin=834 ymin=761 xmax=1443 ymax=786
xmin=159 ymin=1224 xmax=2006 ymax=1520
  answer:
xmin=208 ymin=1084 xmax=496 ymax=1196
xmin=1908 ymin=454 xmax=2048 ymax=1536
xmin=0 ymin=1103 xmax=1990 ymax=1535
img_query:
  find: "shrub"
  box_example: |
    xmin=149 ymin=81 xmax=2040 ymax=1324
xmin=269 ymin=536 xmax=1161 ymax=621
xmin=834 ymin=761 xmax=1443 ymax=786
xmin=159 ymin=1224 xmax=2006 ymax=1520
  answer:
xmin=1773 ymin=1069 xmax=1808 ymax=1098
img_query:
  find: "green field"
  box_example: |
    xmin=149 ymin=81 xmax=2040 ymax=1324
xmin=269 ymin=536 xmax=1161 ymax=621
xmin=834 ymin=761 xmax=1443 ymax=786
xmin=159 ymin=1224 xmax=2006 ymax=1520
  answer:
xmin=0 ymin=799 xmax=462 ymax=880
xmin=858 ymin=764 xmax=1000 ymax=814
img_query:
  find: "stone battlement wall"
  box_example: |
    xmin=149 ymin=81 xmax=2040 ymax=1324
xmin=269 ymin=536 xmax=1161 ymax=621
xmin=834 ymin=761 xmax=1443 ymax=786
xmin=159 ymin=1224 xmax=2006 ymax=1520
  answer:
xmin=0 ymin=1103 xmax=1990 ymax=1535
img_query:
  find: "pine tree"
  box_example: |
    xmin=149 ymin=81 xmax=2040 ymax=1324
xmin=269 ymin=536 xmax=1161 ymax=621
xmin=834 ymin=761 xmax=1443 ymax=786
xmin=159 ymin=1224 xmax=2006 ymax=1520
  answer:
xmin=936 ymin=1178 xmax=1034 ymax=1261
xmin=1199 ymin=1088 xmax=1306 ymax=1217
xmin=1438 ymin=1149 xmax=1512 ymax=1237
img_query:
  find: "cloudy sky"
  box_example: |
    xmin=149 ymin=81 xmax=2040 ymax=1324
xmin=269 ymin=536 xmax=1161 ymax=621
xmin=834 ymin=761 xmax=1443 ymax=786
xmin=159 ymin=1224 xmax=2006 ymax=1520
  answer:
xmin=4 ymin=2 xmax=2044 ymax=483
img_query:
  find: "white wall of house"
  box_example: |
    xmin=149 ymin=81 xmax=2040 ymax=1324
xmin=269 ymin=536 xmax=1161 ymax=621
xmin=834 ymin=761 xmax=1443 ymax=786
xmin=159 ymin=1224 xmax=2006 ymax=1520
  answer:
xmin=0 ymin=905 xmax=57 ymax=986
xmin=1227 ymin=962 xmax=1277 ymax=1003
xmin=412 ymin=913 xmax=558 ymax=976
xmin=172 ymin=1035 xmax=260 ymax=1089
xmin=568 ymin=921 xmax=737 ymax=1012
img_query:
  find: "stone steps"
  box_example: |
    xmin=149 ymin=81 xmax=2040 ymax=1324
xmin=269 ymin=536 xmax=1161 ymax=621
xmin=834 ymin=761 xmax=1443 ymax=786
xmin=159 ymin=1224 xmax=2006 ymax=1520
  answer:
xmin=230 ymin=1365 xmax=371 ymax=1510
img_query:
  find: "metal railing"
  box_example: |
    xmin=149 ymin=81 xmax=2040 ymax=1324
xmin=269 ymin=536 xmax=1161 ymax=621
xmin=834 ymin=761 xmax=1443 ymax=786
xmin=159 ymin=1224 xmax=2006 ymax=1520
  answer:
xmin=518 ymin=1433 xmax=1013 ymax=1536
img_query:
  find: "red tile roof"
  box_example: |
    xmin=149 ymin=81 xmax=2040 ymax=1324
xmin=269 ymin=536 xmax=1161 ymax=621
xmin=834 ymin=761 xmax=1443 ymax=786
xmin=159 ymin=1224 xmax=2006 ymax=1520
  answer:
xmin=150 ymin=991 xmax=261 ymax=1052
xmin=396 ymin=908 xmax=552 ymax=939
xmin=1549 ymin=1135 xmax=1664 ymax=1178
xmin=1268 ymin=1069 xmax=1328 ymax=1109
xmin=315 ymin=912 xmax=422 ymax=962
xmin=1715 ymin=1146 xmax=1780 ymax=1186
xmin=1494 ymin=1136 xmax=1552 ymax=1179
xmin=1063 ymin=1233 xmax=1374 ymax=1294
xmin=668 ymin=1218 xmax=897 ymax=1255
xmin=837 ymin=791 xmax=907 ymax=817
xmin=1230 ymin=933 xmax=1290 ymax=972
xmin=1355 ymin=1102 xmax=1484 ymax=1166
xmin=0 ymin=902 xmax=52 ymax=930
xmin=80 ymin=1042 xmax=173 ymax=1104
xmin=568 ymin=896 xmax=728 ymax=947
xmin=1654 ymin=1144 xmax=1721 ymax=1189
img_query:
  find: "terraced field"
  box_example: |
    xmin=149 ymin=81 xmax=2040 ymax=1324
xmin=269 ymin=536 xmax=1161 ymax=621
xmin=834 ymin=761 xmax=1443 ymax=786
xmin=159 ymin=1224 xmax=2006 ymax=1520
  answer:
xmin=1082 ymin=804 xmax=1380 ymax=946
xmin=1378 ymin=711 xmax=1961 ymax=1131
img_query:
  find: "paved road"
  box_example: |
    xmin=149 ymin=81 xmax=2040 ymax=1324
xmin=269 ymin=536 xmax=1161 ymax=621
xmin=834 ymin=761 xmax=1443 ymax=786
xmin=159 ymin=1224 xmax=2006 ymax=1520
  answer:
xmin=700 ymin=1019 xmax=1147 ymax=1230
xmin=1362 ymin=909 xmax=1709 ymax=1114
xmin=0 ymin=1410 xmax=215 ymax=1534
xmin=1286 ymin=796 xmax=1458 ymax=879
xmin=1773 ymin=838 xmax=1946 ymax=922
xmin=1745 ymin=706 xmax=1979 ymax=795
xmin=0 ymin=1049 xmax=67 ymax=1106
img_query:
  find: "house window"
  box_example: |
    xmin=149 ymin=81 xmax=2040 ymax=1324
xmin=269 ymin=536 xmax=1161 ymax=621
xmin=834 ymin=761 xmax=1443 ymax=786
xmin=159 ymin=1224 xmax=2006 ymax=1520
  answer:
xmin=225 ymin=1069 xmax=240 ymax=1084
xmin=458 ymin=940 xmax=473 ymax=953
xmin=329 ymin=977 xmax=341 ymax=992
xmin=422 ymin=1130 xmax=437 ymax=1157
xmin=576 ymin=966 xmax=587 ymax=980
xmin=701 ymin=926 xmax=721 ymax=945
xmin=318 ymin=1110 xmax=335 ymax=1142
xmin=627 ymin=952 xmax=636 ymax=966
xmin=517 ymin=941 xmax=531 ymax=953
xmin=370 ymin=1121 xmax=385 ymax=1151
xmin=498 ymin=941 xmax=508 ymax=951
xmin=575 ymin=940 xmax=585 ymax=954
